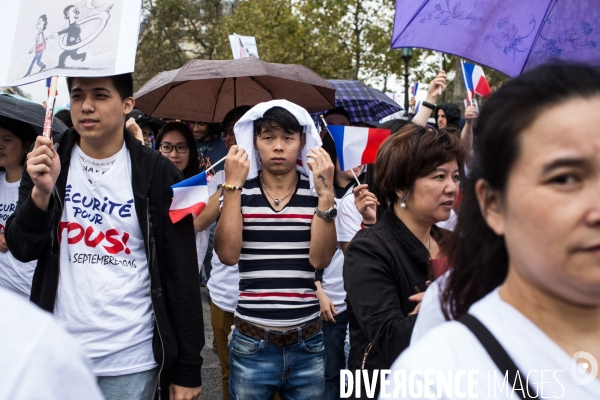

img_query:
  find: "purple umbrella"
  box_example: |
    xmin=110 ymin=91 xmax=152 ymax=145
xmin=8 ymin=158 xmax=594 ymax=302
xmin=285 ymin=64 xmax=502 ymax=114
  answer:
xmin=391 ymin=0 xmax=600 ymax=77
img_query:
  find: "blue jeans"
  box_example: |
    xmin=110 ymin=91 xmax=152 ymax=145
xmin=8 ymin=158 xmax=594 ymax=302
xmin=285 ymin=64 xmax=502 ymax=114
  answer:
xmin=229 ymin=328 xmax=325 ymax=399
xmin=97 ymin=368 xmax=159 ymax=400
xmin=322 ymin=310 xmax=349 ymax=400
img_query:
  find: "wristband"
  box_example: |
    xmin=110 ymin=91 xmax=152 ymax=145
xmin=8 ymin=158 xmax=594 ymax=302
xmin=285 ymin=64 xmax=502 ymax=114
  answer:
xmin=222 ymin=184 xmax=243 ymax=191
xmin=421 ymin=101 xmax=436 ymax=110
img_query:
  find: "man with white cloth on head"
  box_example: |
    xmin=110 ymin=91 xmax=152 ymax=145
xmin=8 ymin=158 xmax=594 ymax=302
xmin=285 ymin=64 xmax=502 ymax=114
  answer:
xmin=214 ymin=100 xmax=337 ymax=400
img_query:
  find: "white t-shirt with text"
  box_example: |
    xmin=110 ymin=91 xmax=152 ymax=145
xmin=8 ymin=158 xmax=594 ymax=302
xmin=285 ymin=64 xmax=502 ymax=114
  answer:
xmin=0 ymin=172 xmax=37 ymax=298
xmin=0 ymin=287 xmax=103 ymax=400
xmin=55 ymin=143 xmax=157 ymax=376
xmin=385 ymin=288 xmax=600 ymax=399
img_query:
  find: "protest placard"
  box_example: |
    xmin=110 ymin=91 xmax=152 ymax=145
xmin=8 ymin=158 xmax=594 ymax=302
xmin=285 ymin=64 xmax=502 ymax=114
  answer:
xmin=0 ymin=0 xmax=142 ymax=87
xmin=229 ymin=33 xmax=259 ymax=59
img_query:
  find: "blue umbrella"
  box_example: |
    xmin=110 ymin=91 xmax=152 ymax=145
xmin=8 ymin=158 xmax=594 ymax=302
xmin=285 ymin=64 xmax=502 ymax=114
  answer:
xmin=311 ymin=80 xmax=403 ymax=125
xmin=391 ymin=0 xmax=600 ymax=77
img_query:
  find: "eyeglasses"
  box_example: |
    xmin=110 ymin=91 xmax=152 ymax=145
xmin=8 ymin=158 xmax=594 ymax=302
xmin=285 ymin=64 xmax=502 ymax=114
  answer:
xmin=221 ymin=125 xmax=235 ymax=141
xmin=159 ymin=143 xmax=189 ymax=154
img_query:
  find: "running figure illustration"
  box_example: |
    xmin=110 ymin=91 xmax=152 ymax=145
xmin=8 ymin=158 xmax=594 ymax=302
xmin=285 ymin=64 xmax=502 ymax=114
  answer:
xmin=49 ymin=4 xmax=113 ymax=69
xmin=25 ymin=14 xmax=50 ymax=77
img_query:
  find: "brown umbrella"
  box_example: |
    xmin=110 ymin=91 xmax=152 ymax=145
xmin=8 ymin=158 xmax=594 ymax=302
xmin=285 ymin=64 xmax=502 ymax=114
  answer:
xmin=133 ymin=57 xmax=336 ymax=122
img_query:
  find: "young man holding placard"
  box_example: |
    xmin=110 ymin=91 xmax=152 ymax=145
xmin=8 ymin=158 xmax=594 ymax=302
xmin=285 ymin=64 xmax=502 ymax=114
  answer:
xmin=6 ymin=73 xmax=204 ymax=400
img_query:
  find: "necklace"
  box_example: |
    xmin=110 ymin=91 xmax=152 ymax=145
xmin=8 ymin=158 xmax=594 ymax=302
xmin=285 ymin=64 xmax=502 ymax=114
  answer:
xmin=260 ymin=172 xmax=297 ymax=207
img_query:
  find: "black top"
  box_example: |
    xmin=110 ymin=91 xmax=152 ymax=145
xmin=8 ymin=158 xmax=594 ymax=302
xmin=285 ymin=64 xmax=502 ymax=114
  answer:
xmin=343 ymin=208 xmax=449 ymax=397
xmin=197 ymin=135 xmax=228 ymax=175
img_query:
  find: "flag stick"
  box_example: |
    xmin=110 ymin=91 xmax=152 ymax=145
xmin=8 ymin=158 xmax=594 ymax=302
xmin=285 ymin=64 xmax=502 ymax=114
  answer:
xmin=319 ymin=115 xmax=334 ymax=139
xmin=438 ymin=53 xmax=444 ymax=96
xmin=350 ymin=168 xmax=361 ymax=187
xmin=42 ymin=76 xmax=58 ymax=138
xmin=204 ymin=155 xmax=227 ymax=175
xmin=460 ymin=60 xmax=473 ymax=106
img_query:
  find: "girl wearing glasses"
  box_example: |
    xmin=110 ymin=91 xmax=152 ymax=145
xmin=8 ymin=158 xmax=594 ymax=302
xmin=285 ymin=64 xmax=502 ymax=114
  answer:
xmin=156 ymin=122 xmax=200 ymax=179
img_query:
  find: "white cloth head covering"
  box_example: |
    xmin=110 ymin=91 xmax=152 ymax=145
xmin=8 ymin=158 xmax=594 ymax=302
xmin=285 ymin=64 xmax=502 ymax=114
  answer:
xmin=234 ymin=100 xmax=323 ymax=195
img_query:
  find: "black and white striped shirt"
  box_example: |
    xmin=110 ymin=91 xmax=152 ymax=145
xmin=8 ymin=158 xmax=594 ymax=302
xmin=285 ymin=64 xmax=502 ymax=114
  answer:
xmin=235 ymin=173 xmax=320 ymax=327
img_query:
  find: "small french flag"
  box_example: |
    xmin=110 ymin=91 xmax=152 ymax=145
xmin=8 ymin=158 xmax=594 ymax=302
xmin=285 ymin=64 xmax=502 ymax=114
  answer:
xmin=46 ymin=77 xmax=57 ymax=96
xmin=411 ymin=82 xmax=419 ymax=96
xmin=169 ymin=171 xmax=209 ymax=223
xmin=327 ymin=125 xmax=391 ymax=171
xmin=461 ymin=61 xmax=492 ymax=98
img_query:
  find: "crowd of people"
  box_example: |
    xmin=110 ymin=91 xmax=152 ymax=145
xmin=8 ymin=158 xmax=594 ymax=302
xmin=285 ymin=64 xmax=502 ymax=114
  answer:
xmin=0 ymin=62 xmax=598 ymax=400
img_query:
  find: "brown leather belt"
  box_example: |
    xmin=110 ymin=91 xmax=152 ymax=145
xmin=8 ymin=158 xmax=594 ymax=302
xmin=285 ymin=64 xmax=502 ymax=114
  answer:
xmin=234 ymin=317 xmax=322 ymax=347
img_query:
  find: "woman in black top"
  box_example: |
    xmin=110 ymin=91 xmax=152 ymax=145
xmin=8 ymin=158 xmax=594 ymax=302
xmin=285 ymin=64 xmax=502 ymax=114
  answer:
xmin=343 ymin=124 xmax=465 ymax=398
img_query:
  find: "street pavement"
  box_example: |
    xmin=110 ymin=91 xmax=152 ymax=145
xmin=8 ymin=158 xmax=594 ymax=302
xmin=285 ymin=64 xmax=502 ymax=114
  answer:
xmin=200 ymin=287 xmax=224 ymax=400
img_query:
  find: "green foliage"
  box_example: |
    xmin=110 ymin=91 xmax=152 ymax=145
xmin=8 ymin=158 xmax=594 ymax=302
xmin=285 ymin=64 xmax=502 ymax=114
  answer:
xmin=134 ymin=0 xmax=508 ymax=100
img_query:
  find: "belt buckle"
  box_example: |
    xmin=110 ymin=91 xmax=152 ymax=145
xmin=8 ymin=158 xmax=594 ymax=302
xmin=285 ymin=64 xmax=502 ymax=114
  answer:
xmin=274 ymin=329 xmax=294 ymax=346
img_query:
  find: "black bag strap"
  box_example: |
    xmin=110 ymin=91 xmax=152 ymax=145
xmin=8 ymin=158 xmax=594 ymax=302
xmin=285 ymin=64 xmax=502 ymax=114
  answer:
xmin=459 ymin=314 xmax=538 ymax=399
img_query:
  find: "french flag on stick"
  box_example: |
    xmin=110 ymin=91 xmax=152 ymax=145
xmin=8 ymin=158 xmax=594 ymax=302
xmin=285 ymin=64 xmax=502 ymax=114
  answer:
xmin=411 ymin=82 xmax=419 ymax=96
xmin=461 ymin=61 xmax=492 ymax=98
xmin=169 ymin=171 xmax=209 ymax=223
xmin=327 ymin=125 xmax=391 ymax=171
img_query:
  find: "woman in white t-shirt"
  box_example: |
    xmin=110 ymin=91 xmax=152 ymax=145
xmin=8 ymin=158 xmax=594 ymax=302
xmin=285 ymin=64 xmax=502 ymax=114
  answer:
xmin=193 ymin=105 xmax=251 ymax=400
xmin=0 ymin=117 xmax=37 ymax=298
xmin=386 ymin=64 xmax=600 ymax=399
xmin=154 ymin=122 xmax=210 ymax=272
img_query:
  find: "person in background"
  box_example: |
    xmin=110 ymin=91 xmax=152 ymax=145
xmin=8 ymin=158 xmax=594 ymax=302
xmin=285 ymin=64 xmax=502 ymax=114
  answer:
xmin=389 ymin=63 xmax=600 ymax=399
xmin=187 ymin=120 xmax=228 ymax=177
xmin=54 ymin=109 xmax=73 ymax=128
xmin=343 ymin=123 xmax=465 ymax=398
xmin=434 ymin=103 xmax=461 ymax=130
xmin=316 ymin=132 xmax=366 ymax=400
xmin=193 ymin=105 xmax=251 ymax=400
xmin=127 ymin=110 xmax=164 ymax=148
xmin=0 ymin=287 xmax=104 ymax=399
xmin=319 ymin=107 xmax=351 ymax=139
xmin=154 ymin=122 xmax=208 ymax=286
xmin=0 ymin=117 xmax=38 ymax=298
xmin=5 ymin=73 xmax=204 ymax=400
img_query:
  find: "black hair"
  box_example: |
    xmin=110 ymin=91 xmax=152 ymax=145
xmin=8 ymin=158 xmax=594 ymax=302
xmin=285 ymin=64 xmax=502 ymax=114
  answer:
xmin=63 ymin=5 xmax=75 ymax=19
xmin=39 ymin=14 xmax=48 ymax=30
xmin=443 ymin=63 xmax=600 ymax=320
xmin=253 ymin=106 xmax=303 ymax=136
xmin=0 ymin=116 xmax=35 ymax=166
xmin=435 ymin=103 xmax=461 ymax=128
xmin=156 ymin=122 xmax=200 ymax=179
xmin=67 ymin=73 xmax=133 ymax=101
xmin=324 ymin=107 xmax=351 ymax=123
xmin=379 ymin=119 xmax=410 ymax=135
xmin=54 ymin=109 xmax=73 ymax=128
xmin=222 ymin=105 xmax=253 ymax=130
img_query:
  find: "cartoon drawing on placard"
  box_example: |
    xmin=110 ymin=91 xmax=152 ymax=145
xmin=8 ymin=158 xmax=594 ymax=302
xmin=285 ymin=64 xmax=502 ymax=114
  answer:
xmin=7 ymin=0 xmax=122 ymax=84
xmin=25 ymin=14 xmax=50 ymax=77
xmin=50 ymin=4 xmax=113 ymax=68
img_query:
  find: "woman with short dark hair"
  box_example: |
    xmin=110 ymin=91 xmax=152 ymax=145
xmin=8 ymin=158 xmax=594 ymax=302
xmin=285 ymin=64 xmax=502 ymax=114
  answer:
xmin=343 ymin=123 xmax=465 ymax=397
xmin=389 ymin=63 xmax=600 ymax=398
